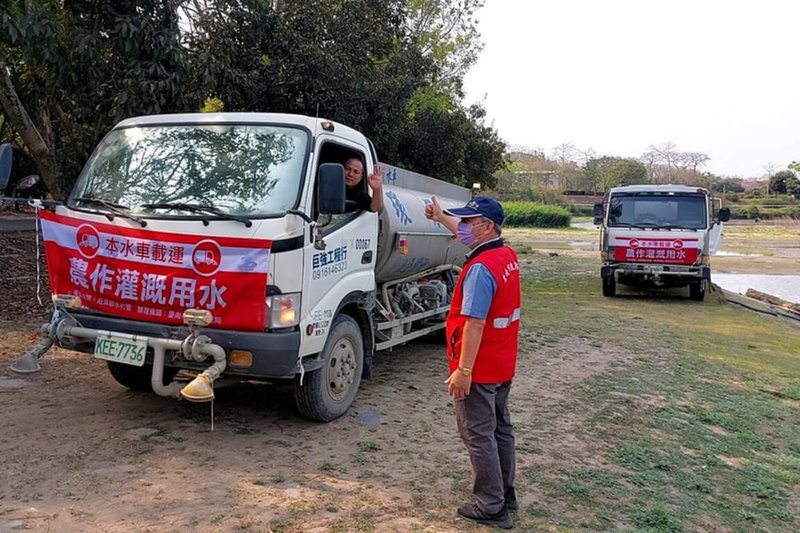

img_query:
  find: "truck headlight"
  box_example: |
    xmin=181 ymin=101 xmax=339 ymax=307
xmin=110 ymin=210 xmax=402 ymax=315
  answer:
xmin=266 ymin=293 xmax=301 ymax=328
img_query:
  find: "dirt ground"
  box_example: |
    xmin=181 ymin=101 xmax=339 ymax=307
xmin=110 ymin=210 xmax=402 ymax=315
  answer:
xmin=0 ymin=226 xmax=629 ymax=533
xmin=0 ymin=221 xmax=796 ymax=532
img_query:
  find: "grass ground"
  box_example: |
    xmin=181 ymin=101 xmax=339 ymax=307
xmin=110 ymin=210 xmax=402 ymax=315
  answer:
xmin=503 ymin=227 xmax=800 ymax=532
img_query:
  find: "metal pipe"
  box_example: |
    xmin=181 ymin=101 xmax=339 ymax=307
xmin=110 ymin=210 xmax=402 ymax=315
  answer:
xmin=53 ymin=322 xmax=227 ymax=399
xmin=151 ymin=343 xmax=184 ymax=398
xmin=178 ymin=334 xmax=227 ymax=402
xmin=191 ymin=336 xmax=227 ymax=382
xmin=9 ymin=337 xmax=54 ymax=374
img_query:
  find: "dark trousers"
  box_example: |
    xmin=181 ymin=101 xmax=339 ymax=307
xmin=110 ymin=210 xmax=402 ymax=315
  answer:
xmin=454 ymin=380 xmax=516 ymax=514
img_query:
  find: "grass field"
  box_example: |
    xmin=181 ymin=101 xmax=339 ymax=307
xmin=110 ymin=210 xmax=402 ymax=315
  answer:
xmin=502 ymin=227 xmax=800 ymax=532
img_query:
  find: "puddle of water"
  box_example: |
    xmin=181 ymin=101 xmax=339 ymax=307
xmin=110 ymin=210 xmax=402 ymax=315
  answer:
xmin=530 ymin=241 xmax=597 ymax=251
xmin=713 ymin=274 xmax=800 ymax=304
xmin=571 ymin=222 xmax=599 ymax=230
xmin=715 ymin=251 xmax=764 ymax=257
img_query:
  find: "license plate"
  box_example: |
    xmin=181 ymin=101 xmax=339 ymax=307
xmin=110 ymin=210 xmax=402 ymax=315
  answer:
xmin=94 ymin=333 xmax=147 ymax=367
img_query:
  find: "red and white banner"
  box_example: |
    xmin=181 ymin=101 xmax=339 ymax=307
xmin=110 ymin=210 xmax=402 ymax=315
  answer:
xmin=613 ymin=236 xmax=699 ymax=264
xmin=40 ymin=210 xmax=271 ymax=331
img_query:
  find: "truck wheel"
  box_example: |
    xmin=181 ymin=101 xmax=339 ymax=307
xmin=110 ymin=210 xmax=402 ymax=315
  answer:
xmin=294 ymin=315 xmax=363 ymax=422
xmin=602 ymin=276 xmax=616 ymax=297
xmin=689 ymin=280 xmax=706 ymax=301
xmin=107 ymin=361 xmax=179 ymax=392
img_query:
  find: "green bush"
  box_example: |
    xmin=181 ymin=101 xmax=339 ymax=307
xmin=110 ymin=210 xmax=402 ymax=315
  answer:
xmin=730 ymin=205 xmax=800 ymax=220
xmin=724 ymin=191 xmax=739 ymax=203
xmin=731 ymin=205 xmax=760 ymax=219
xmin=503 ymin=202 xmax=571 ymax=228
xmin=749 ymin=195 xmax=798 ymax=206
xmin=567 ymin=204 xmax=595 ymax=216
xmin=530 ymin=185 xmax=568 ymax=206
xmin=762 ymin=206 xmax=800 ymax=219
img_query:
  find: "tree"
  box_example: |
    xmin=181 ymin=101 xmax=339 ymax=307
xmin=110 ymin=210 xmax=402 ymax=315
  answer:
xmin=576 ymin=147 xmax=597 ymax=166
xmin=182 ymin=0 xmax=503 ymax=183
xmin=710 ymin=177 xmax=744 ymax=194
xmin=641 ymin=142 xmax=709 ymax=185
xmin=768 ymin=170 xmax=799 ymax=195
xmin=787 ymin=180 xmax=800 ymax=199
xmin=395 ymin=102 xmax=503 ymax=187
xmin=584 ymin=156 xmax=647 ymax=193
xmin=2 ymin=0 xmax=504 ymax=196
xmin=404 ymin=0 xmax=484 ymax=99
xmin=0 ymin=1 xmax=189 ymax=198
xmin=605 ymin=159 xmax=647 ymax=189
xmin=551 ymin=143 xmax=577 ymax=166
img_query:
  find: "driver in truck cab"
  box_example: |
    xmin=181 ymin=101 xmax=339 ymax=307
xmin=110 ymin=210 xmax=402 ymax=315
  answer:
xmin=344 ymin=157 xmax=385 ymax=212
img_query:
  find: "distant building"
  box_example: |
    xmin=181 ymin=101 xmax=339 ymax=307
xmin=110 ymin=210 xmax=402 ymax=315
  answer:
xmin=742 ymin=177 xmax=767 ymax=191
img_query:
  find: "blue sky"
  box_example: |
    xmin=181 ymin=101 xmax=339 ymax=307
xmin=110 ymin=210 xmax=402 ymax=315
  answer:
xmin=462 ymin=0 xmax=800 ymax=178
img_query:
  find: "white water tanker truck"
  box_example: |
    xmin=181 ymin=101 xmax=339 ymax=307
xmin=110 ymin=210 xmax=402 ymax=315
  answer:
xmin=11 ymin=113 xmax=471 ymax=421
xmin=594 ymin=184 xmax=730 ymax=300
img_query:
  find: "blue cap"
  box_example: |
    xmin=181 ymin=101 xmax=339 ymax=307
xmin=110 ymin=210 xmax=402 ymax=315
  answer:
xmin=444 ymin=196 xmax=505 ymax=226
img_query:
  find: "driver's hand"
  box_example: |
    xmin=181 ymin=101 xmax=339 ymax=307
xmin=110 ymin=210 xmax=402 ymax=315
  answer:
xmin=367 ymin=166 xmax=384 ymax=191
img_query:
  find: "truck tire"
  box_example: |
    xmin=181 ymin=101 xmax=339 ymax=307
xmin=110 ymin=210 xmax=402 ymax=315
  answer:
xmin=107 ymin=361 xmax=179 ymax=392
xmin=294 ymin=314 xmax=363 ymax=422
xmin=689 ymin=280 xmax=706 ymax=301
xmin=602 ymin=276 xmax=616 ymax=297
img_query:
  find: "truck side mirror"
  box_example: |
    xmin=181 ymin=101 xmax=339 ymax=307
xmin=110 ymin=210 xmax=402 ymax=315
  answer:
xmin=317 ymin=163 xmax=345 ymax=214
xmin=718 ymin=207 xmax=730 ymax=222
xmin=15 ymin=174 xmax=40 ymax=191
xmin=593 ymin=202 xmax=603 ymax=226
xmin=0 ymin=143 xmax=12 ymax=190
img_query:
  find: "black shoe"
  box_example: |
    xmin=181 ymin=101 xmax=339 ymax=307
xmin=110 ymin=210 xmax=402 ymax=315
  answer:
xmin=457 ymin=503 xmax=513 ymax=529
xmin=505 ymin=487 xmax=518 ymax=511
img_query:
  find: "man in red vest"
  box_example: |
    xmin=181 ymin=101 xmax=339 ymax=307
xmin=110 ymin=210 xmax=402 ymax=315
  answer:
xmin=425 ymin=196 xmax=521 ymax=530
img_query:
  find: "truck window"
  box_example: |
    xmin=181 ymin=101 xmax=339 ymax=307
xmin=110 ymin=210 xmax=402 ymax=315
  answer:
xmin=608 ymin=194 xmax=707 ymax=230
xmin=316 ymin=143 xmax=368 ymax=230
xmin=69 ymin=124 xmax=310 ymax=217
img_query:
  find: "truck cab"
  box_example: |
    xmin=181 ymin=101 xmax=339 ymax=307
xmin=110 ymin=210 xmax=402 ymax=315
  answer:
xmin=594 ymin=185 xmax=730 ymax=300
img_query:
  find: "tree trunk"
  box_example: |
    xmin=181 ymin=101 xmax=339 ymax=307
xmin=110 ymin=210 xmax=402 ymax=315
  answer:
xmin=0 ymin=58 xmax=62 ymax=198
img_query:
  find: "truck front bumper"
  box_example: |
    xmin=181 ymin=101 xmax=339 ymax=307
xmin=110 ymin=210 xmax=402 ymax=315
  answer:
xmin=57 ymin=312 xmax=301 ymax=379
xmin=602 ymin=264 xmax=710 ymax=281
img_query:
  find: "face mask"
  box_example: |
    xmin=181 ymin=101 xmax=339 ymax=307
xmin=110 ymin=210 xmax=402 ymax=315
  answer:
xmin=457 ymin=221 xmax=478 ymax=247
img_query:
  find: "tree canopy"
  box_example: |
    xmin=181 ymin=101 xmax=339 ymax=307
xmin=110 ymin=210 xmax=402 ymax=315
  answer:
xmin=640 ymin=142 xmax=710 ymax=185
xmin=0 ymin=0 xmax=503 ymax=198
xmin=768 ymin=170 xmax=800 ymax=198
xmin=584 ymin=156 xmax=647 ymax=193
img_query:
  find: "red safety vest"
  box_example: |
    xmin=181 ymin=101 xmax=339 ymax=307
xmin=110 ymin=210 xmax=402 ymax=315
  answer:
xmin=446 ymin=242 xmax=521 ymax=383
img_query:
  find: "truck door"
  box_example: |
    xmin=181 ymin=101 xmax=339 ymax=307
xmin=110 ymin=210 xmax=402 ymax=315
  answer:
xmin=707 ymin=196 xmax=724 ymax=254
xmin=299 ymin=141 xmax=378 ymax=355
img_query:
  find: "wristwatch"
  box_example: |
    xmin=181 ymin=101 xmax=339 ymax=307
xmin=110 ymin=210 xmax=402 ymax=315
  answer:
xmin=458 ymin=366 xmax=473 ymax=377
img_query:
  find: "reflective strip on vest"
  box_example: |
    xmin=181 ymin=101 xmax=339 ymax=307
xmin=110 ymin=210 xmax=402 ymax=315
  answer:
xmin=493 ymin=307 xmax=521 ymax=329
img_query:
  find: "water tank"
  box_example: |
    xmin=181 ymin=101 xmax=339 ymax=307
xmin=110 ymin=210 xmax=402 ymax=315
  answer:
xmin=374 ymin=165 xmax=472 ymax=284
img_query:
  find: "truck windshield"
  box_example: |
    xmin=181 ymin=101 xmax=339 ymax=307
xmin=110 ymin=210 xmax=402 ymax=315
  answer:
xmin=68 ymin=124 xmax=309 ymax=217
xmin=607 ymin=194 xmax=707 ymax=230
